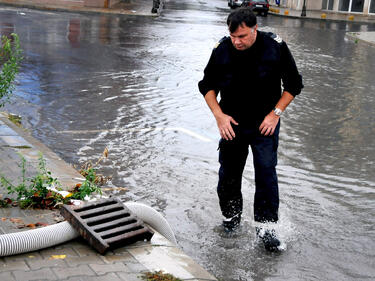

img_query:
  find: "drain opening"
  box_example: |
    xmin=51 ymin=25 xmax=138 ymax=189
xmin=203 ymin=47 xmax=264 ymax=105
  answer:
xmin=80 ymin=206 xmax=124 ymax=219
xmin=94 ymin=219 xmax=138 ymax=233
xmin=87 ymin=213 xmax=129 ymax=227
xmin=74 ymin=200 xmax=118 ymax=212
xmin=101 ymin=226 xmax=144 ymax=239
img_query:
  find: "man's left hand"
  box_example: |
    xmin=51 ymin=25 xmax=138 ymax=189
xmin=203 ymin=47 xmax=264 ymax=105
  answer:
xmin=259 ymin=112 xmax=279 ymax=136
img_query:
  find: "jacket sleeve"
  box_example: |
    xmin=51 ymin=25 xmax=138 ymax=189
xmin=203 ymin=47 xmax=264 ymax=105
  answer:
xmin=280 ymin=41 xmax=303 ymax=96
xmin=198 ymin=49 xmax=219 ymax=97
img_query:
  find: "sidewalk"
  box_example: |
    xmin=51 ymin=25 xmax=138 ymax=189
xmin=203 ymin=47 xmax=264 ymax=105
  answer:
xmin=269 ymin=5 xmax=375 ymax=47
xmin=0 ymin=112 xmax=217 ymax=280
xmin=269 ymin=4 xmax=375 ymax=23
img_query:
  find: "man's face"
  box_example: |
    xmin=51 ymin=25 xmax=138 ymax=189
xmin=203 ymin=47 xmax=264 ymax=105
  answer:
xmin=229 ymin=23 xmax=258 ymax=51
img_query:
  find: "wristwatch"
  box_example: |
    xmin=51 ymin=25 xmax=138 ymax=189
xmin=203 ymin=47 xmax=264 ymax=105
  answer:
xmin=273 ymin=107 xmax=283 ymax=116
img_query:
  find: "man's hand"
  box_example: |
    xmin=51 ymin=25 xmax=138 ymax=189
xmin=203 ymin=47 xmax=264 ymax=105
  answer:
xmin=259 ymin=112 xmax=279 ymax=136
xmin=216 ymin=113 xmax=238 ymax=140
xmin=204 ymin=90 xmax=238 ymax=140
xmin=259 ymin=91 xmax=294 ymax=136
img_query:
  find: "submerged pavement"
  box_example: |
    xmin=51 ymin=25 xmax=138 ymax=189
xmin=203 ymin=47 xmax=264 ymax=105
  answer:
xmin=0 ymin=112 xmax=217 ymax=280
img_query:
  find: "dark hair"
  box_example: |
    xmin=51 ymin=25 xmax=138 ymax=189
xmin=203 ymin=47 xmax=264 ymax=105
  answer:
xmin=227 ymin=7 xmax=257 ymax=33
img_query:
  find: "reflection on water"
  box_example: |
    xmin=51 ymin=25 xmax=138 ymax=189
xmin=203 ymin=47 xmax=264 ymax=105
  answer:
xmin=0 ymin=21 xmax=13 ymax=37
xmin=67 ymin=19 xmax=80 ymax=48
xmin=1 ymin=1 xmax=375 ymax=280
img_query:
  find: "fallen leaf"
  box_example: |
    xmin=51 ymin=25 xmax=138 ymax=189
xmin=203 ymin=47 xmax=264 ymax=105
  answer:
xmin=26 ymin=224 xmax=36 ymax=229
xmin=10 ymin=218 xmax=24 ymax=224
xmin=43 ymin=199 xmax=53 ymax=206
xmin=64 ymin=192 xmax=73 ymax=198
xmin=35 ymin=222 xmax=49 ymax=227
xmin=50 ymin=255 xmax=66 ymax=260
xmin=106 ymin=187 xmax=128 ymax=191
xmin=103 ymin=147 xmax=108 ymax=158
xmin=46 ymin=191 xmax=53 ymax=198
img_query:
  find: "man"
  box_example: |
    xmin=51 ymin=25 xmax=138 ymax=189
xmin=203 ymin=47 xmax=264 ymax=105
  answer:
xmin=198 ymin=7 xmax=303 ymax=252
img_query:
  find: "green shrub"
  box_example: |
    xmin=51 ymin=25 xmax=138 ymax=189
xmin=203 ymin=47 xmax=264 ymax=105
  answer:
xmin=0 ymin=33 xmax=22 ymax=107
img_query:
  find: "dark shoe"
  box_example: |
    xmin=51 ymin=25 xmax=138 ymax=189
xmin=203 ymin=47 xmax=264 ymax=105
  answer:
xmin=222 ymin=213 xmax=241 ymax=233
xmin=256 ymin=227 xmax=281 ymax=252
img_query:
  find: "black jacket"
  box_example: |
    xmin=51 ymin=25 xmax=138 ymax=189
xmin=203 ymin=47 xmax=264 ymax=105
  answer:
xmin=198 ymin=31 xmax=303 ymax=127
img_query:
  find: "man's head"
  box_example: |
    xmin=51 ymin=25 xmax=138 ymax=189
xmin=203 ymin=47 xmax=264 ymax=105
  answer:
xmin=227 ymin=7 xmax=258 ymax=51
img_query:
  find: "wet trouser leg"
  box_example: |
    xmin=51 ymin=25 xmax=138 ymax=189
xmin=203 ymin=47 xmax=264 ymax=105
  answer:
xmin=217 ymin=136 xmax=248 ymax=220
xmin=217 ymin=122 xmax=280 ymax=224
xmin=251 ymin=122 xmax=280 ymax=223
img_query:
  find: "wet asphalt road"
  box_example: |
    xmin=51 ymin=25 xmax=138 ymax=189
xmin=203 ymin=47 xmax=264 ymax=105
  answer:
xmin=1 ymin=0 xmax=375 ymax=280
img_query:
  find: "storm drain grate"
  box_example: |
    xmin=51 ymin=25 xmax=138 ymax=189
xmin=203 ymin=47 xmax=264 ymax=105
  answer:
xmin=60 ymin=197 xmax=154 ymax=254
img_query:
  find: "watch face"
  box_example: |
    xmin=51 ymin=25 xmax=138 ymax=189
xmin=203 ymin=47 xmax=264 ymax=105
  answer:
xmin=274 ymin=108 xmax=282 ymax=116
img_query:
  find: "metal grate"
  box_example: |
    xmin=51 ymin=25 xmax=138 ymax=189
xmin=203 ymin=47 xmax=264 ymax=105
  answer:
xmin=60 ymin=197 xmax=154 ymax=254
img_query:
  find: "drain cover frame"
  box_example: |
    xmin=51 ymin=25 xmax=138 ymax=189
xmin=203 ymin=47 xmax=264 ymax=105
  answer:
xmin=60 ymin=197 xmax=154 ymax=254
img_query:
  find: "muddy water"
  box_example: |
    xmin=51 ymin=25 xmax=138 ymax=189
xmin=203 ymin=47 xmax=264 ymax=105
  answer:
xmin=1 ymin=1 xmax=375 ymax=280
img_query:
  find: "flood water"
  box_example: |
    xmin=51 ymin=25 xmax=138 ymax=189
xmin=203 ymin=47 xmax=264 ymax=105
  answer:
xmin=1 ymin=0 xmax=375 ymax=280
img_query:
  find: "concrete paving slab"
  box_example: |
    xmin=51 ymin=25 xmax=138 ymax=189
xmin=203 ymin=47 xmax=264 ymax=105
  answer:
xmin=127 ymin=245 xmax=217 ymax=280
xmin=52 ymin=265 xmax=96 ymax=279
xmin=13 ymin=267 xmax=58 ymax=281
xmin=0 ymin=271 xmax=16 ymax=281
xmin=115 ymin=272 xmax=145 ymax=281
xmin=0 ymin=136 xmax=33 ymax=148
xmin=0 ymin=125 xmax=18 ymax=136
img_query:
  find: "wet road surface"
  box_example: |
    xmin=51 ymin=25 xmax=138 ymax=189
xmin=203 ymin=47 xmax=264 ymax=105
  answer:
xmin=1 ymin=1 xmax=375 ymax=280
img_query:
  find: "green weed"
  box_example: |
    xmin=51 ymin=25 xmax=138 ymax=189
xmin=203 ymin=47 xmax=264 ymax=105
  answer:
xmin=72 ymin=147 xmax=109 ymax=200
xmin=0 ymin=153 xmax=67 ymax=209
xmin=0 ymin=150 xmax=107 ymax=208
xmin=0 ymin=33 xmax=23 ymax=107
xmin=7 ymin=113 xmax=22 ymax=126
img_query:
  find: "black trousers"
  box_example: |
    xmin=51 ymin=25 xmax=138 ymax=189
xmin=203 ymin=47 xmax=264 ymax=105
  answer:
xmin=217 ymin=122 xmax=280 ymax=223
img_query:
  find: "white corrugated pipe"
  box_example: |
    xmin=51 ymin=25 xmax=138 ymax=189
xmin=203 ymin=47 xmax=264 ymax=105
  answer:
xmin=125 ymin=202 xmax=177 ymax=245
xmin=0 ymin=221 xmax=79 ymax=257
xmin=0 ymin=201 xmax=176 ymax=257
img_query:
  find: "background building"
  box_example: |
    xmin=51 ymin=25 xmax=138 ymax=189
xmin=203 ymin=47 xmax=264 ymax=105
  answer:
xmin=270 ymin=0 xmax=375 ymax=15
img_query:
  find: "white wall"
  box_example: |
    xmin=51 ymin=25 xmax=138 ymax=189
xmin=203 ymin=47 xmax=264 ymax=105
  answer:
xmin=277 ymin=0 xmax=374 ymax=13
xmin=284 ymin=0 xmax=323 ymax=10
xmin=308 ymin=0 xmax=323 ymax=9
xmin=364 ymin=0 xmax=371 ymax=14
